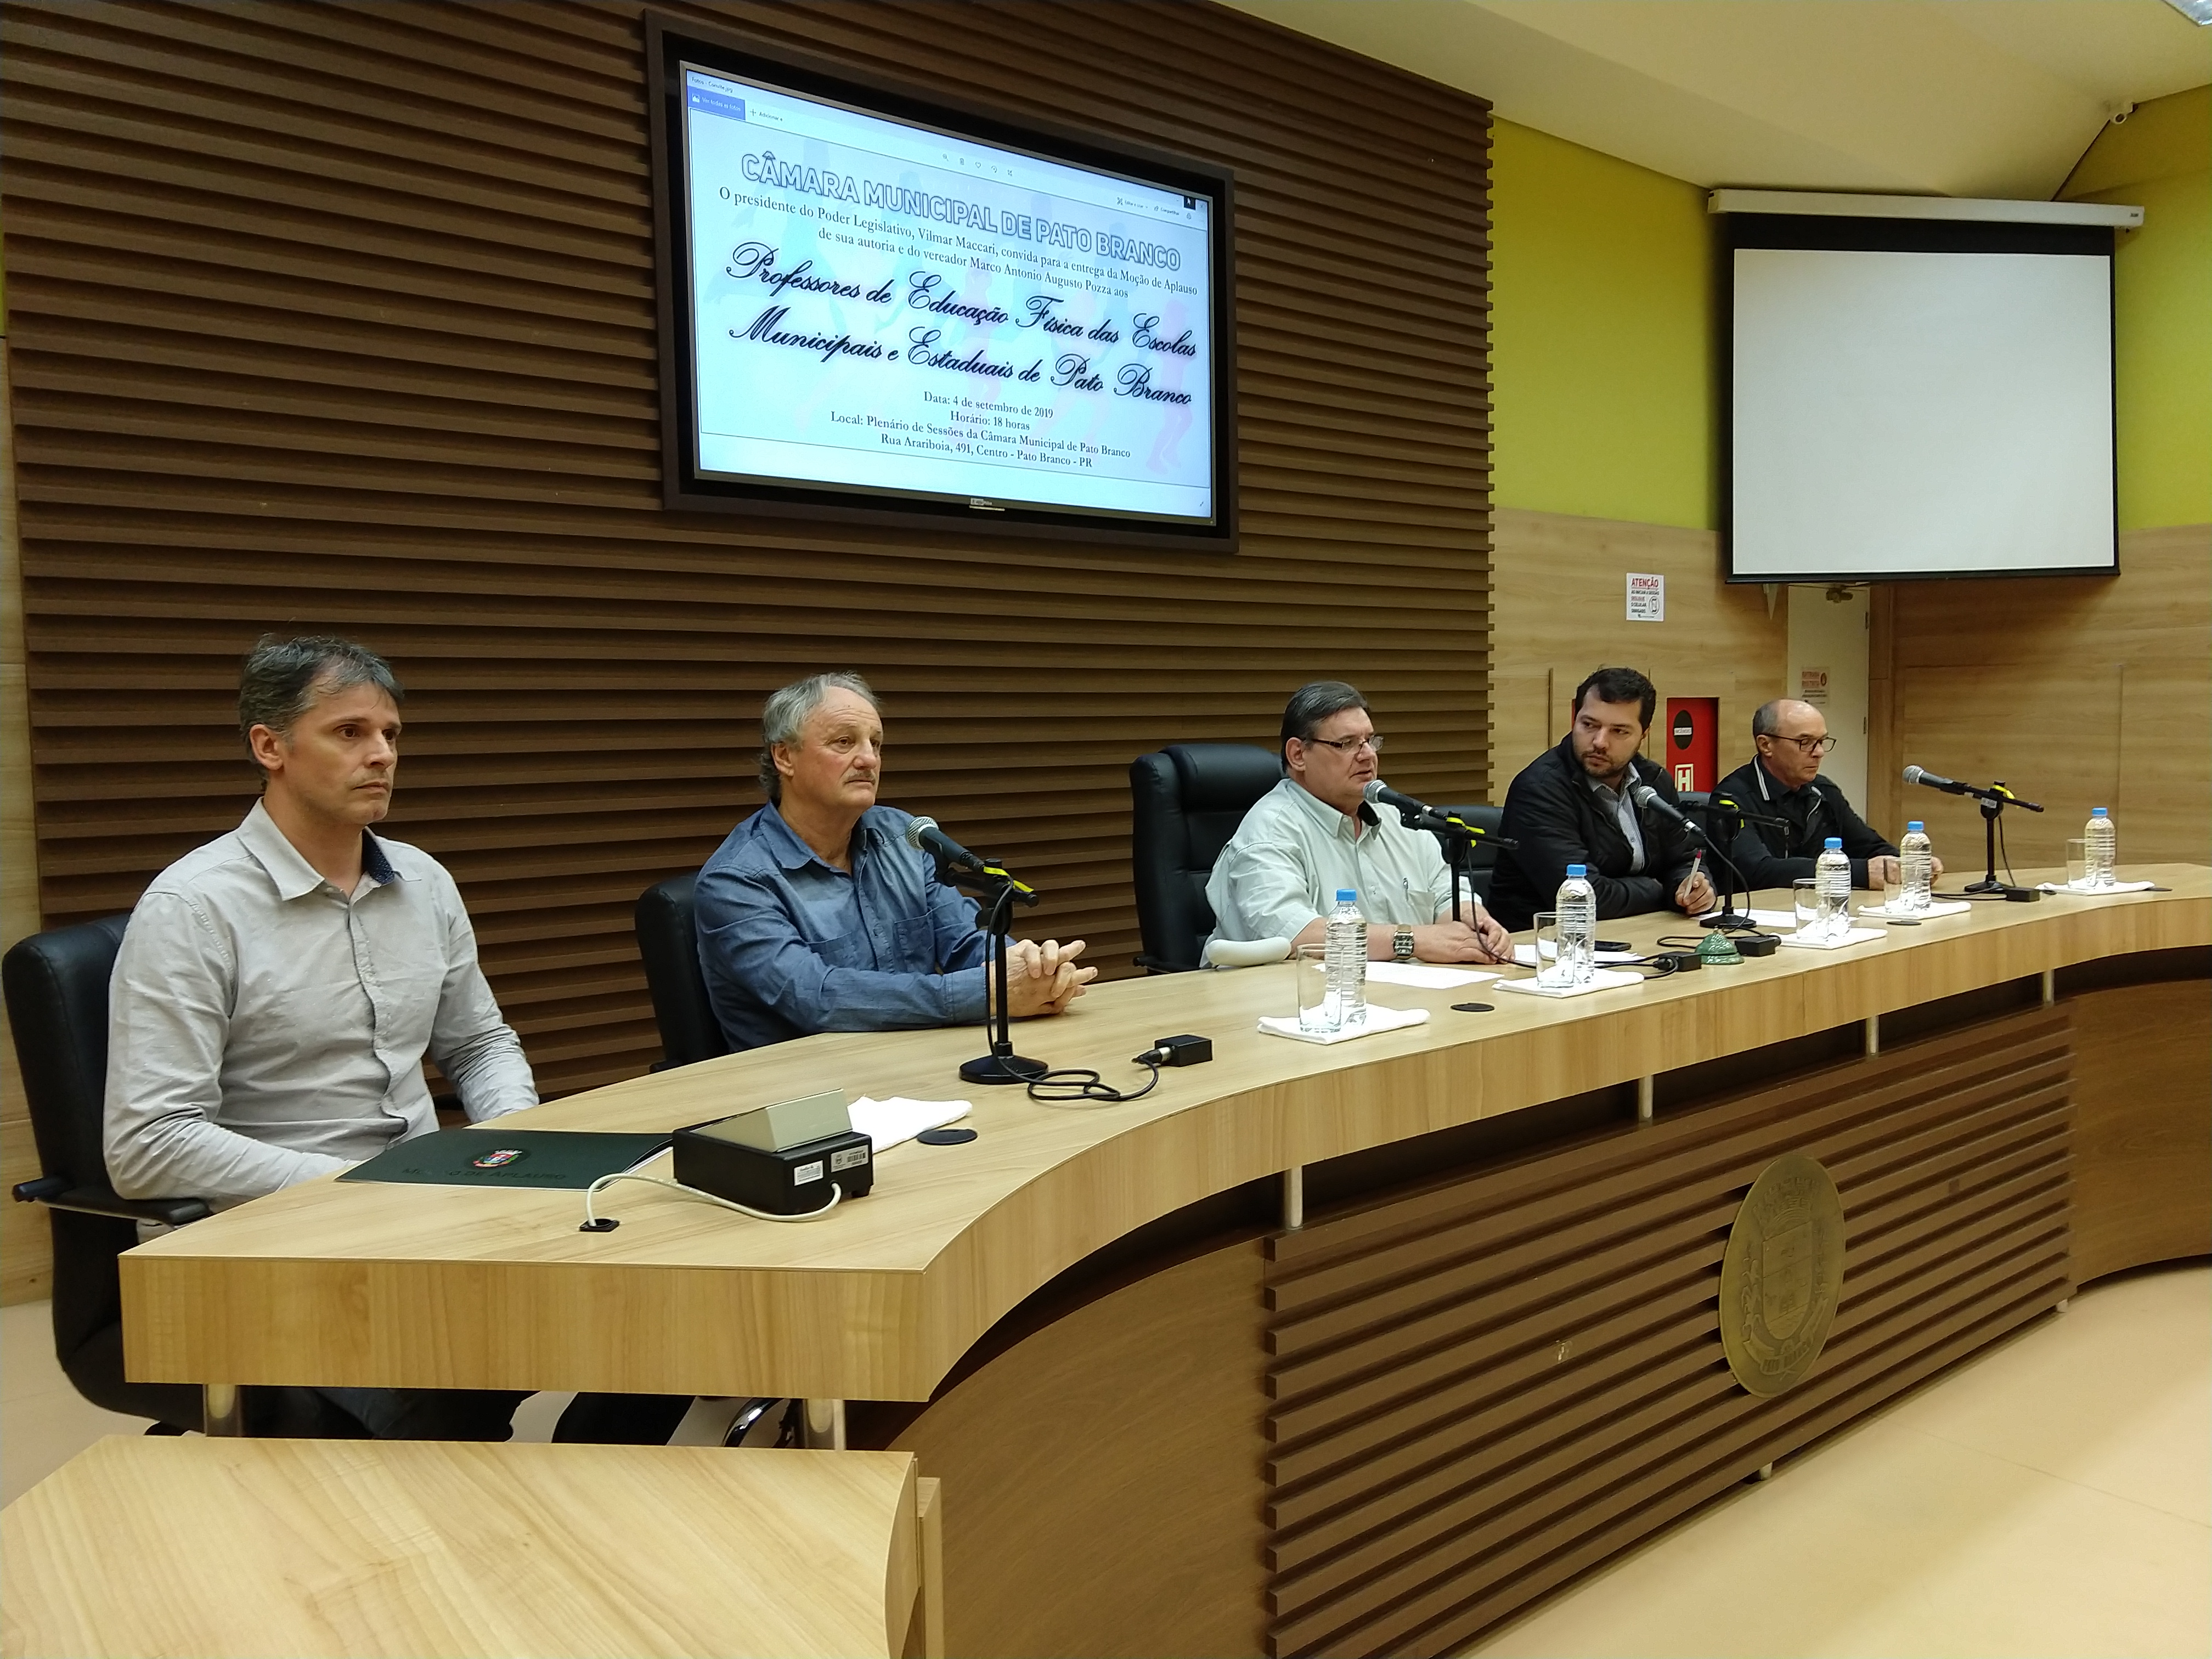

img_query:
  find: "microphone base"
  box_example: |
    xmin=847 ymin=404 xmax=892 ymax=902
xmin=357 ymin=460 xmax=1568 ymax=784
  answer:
xmin=1962 ymin=879 xmax=2041 ymax=901
xmin=1699 ymin=911 xmax=1762 ymax=930
xmin=961 ymin=1052 xmax=1049 ymax=1086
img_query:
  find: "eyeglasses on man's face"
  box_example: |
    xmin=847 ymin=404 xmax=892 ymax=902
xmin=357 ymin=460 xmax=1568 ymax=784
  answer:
xmin=1305 ymin=733 xmax=1385 ymax=755
xmin=1768 ymin=732 xmax=1838 ymax=755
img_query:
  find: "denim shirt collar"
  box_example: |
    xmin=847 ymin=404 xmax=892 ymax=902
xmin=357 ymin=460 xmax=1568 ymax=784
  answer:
xmin=756 ymin=801 xmax=890 ymax=875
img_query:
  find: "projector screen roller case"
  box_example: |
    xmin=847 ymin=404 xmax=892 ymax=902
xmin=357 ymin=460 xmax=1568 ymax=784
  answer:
xmin=669 ymin=56 xmax=1226 ymax=533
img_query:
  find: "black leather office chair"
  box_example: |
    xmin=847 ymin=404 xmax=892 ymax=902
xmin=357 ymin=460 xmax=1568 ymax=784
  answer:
xmin=1438 ymin=802 xmax=1507 ymax=906
xmin=1128 ymin=743 xmax=1284 ymax=972
xmin=5 ymin=916 xmax=214 ymax=1431
xmin=635 ymin=873 xmax=732 ymax=1069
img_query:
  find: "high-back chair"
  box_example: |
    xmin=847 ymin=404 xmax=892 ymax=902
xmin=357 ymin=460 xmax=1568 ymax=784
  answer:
xmin=634 ymin=873 xmax=732 ymax=1069
xmin=6 ymin=915 xmax=211 ymax=1431
xmin=1128 ymin=743 xmax=1285 ymax=971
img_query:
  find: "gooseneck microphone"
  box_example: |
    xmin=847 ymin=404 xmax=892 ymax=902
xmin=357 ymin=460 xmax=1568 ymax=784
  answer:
xmin=904 ymin=815 xmax=988 ymax=876
xmin=1903 ymin=766 xmax=2044 ymax=812
xmin=1901 ymin=764 xmax=1970 ymax=797
xmin=1362 ymin=779 xmax=1435 ymax=820
xmin=1628 ymin=782 xmax=1707 ymax=838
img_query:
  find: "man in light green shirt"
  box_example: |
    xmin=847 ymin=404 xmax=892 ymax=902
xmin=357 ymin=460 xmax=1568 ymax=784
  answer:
xmin=1204 ymin=681 xmax=1511 ymax=963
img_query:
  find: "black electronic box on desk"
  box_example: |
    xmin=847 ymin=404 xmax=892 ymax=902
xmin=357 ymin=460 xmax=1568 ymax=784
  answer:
xmin=673 ymin=1090 xmax=873 ymax=1215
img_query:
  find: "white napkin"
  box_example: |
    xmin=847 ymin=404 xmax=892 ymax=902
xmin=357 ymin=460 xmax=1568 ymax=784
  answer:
xmin=1858 ymin=899 xmax=1973 ymax=919
xmin=1774 ymin=927 xmax=1885 ymax=951
xmin=1491 ymin=967 xmax=1643 ymax=999
xmin=2035 ymin=879 xmax=2158 ymax=895
xmin=1257 ymin=1003 xmax=1431 ymax=1045
xmin=1364 ymin=961 xmax=1500 ymax=989
xmin=848 ymin=1096 xmax=972 ymax=1153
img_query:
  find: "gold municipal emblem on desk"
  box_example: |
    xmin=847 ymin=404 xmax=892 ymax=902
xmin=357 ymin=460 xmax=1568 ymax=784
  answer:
xmin=1719 ymin=1152 xmax=1845 ymax=1397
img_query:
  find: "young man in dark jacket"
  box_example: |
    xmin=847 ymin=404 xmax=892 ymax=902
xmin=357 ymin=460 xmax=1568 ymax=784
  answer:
xmin=1489 ymin=667 xmax=1716 ymax=932
xmin=1711 ymin=698 xmax=1932 ymax=891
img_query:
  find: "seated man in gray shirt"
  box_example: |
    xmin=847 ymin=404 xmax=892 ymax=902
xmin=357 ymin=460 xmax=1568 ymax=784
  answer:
xmin=1205 ymin=681 xmax=1512 ymax=964
xmin=104 ymin=634 xmax=686 ymax=1443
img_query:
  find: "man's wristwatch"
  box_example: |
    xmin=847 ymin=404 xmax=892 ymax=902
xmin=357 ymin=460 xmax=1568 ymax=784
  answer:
xmin=1392 ymin=925 xmax=1417 ymax=962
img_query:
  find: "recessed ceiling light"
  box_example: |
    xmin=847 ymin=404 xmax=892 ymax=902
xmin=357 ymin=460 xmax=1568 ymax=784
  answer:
xmin=2161 ymin=0 xmax=2212 ymax=24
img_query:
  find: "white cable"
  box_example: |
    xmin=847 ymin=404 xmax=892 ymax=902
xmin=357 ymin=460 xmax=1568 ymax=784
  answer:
xmin=582 ymin=1171 xmax=840 ymax=1231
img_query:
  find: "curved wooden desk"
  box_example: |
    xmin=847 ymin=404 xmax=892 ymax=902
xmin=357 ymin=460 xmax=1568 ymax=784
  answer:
xmin=122 ymin=871 xmax=2210 ymax=1657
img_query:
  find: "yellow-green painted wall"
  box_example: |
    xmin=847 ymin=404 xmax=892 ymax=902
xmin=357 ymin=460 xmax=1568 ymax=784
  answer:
xmin=1487 ymin=119 xmax=1716 ymax=531
xmin=2062 ymin=87 xmax=2210 ymax=532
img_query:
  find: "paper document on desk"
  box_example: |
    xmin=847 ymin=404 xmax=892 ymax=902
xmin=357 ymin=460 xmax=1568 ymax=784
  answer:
xmin=1511 ymin=945 xmax=1641 ymax=967
xmin=1774 ymin=927 xmax=1883 ymax=951
xmin=1364 ymin=961 xmax=1499 ymax=989
xmin=849 ymin=1097 xmax=972 ymax=1153
xmin=2035 ymin=880 xmax=2159 ymax=895
xmin=1697 ymin=908 xmax=1797 ymax=928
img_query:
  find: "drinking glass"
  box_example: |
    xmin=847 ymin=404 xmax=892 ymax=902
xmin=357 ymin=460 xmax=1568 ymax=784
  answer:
xmin=2065 ymin=838 xmax=2089 ymax=891
xmin=1293 ymin=943 xmax=1336 ymax=1034
xmin=1876 ymin=864 xmax=1904 ymax=917
xmin=1792 ymin=878 xmax=1820 ymax=935
xmin=1532 ymin=912 xmax=1577 ymax=989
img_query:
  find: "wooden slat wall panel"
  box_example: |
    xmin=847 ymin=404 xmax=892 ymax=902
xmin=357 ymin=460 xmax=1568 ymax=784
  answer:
xmin=1261 ymin=1007 xmax=2074 ymax=1658
xmin=2 ymin=0 xmax=1493 ymax=1094
xmin=1872 ymin=522 xmax=2210 ymax=864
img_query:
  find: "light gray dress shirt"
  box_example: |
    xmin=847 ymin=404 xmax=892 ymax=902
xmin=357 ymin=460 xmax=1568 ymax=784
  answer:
xmin=1204 ymin=777 xmax=1483 ymax=949
xmin=104 ymin=800 xmax=537 ymax=1205
xmin=1589 ymin=776 xmax=1649 ymax=873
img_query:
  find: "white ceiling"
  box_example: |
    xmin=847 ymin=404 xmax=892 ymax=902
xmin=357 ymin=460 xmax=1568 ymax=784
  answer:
xmin=1221 ymin=0 xmax=2211 ymax=199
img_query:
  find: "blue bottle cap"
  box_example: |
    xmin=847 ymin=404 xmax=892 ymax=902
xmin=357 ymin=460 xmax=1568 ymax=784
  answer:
xmin=1825 ymin=837 xmax=1843 ymax=850
xmin=2091 ymin=807 xmax=2108 ymax=817
xmin=1908 ymin=821 xmax=1923 ymax=833
xmin=1566 ymin=864 xmax=1587 ymax=878
xmin=1336 ymin=888 xmax=1357 ymax=901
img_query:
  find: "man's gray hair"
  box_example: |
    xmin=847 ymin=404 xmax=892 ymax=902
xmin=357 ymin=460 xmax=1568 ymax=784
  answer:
xmin=758 ymin=672 xmax=879 ymax=802
xmin=238 ymin=634 xmax=403 ymax=779
xmin=1752 ymin=699 xmax=1785 ymax=740
xmin=1279 ymin=680 xmax=1369 ymax=764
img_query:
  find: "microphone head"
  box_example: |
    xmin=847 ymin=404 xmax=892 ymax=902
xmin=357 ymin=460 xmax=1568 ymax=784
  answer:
xmin=1901 ymin=765 xmax=1923 ymax=785
xmin=1629 ymin=782 xmax=1659 ymax=808
xmin=903 ymin=815 xmax=938 ymax=850
xmin=1361 ymin=779 xmax=1389 ymax=805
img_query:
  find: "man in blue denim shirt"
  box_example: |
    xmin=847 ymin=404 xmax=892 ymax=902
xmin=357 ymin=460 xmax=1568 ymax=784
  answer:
xmin=697 ymin=673 xmax=1095 ymax=1051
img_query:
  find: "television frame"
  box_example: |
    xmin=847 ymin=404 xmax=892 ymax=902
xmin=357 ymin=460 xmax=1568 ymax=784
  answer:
xmin=644 ymin=13 xmax=1239 ymax=550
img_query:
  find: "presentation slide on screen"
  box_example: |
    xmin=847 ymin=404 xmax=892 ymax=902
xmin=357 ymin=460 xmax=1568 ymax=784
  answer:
xmin=682 ymin=66 xmax=1215 ymax=523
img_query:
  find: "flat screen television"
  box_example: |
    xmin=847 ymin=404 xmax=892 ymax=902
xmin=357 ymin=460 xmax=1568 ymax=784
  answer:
xmin=646 ymin=17 xmax=1236 ymax=546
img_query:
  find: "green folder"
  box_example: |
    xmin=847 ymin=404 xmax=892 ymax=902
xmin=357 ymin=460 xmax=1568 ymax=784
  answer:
xmin=338 ymin=1129 xmax=672 ymax=1190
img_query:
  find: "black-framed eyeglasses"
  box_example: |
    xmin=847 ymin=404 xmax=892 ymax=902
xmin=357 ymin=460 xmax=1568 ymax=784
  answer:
xmin=1305 ymin=733 xmax=1385 ymax=755
xmin=1767 ymin=733 xmax=1839 ymax=755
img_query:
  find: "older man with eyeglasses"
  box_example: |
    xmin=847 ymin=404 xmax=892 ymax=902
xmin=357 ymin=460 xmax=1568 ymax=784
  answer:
xmin=1713 ymin=698 xmax=1934 ymax=892
xmin=1203 ymin=681 xmax=1511 ymax=964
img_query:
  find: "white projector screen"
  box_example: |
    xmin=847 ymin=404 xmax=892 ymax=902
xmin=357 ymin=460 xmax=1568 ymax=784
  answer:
xmin=1729 ymin=234 xmax=2115 ymax=581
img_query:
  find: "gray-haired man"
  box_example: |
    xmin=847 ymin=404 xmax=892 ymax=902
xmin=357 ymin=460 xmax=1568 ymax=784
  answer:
xmin=104 ymin=634 xmax=686 ymax=1442
xmin=695 ymin=672 xmax=1094 ymax=1051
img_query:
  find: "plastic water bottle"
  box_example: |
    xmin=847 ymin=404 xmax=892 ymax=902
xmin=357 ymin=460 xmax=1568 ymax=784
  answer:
xmin=1816 ymin=837 xmax=1852 ymax=940
xmin=1900 ymin=821 xmax=1933 ymax=913
xmin=1555 ymin=864 xmax=1596 ymax=986
xmin=2084 ymin=807 xmax=2116 ymax=889
xmin=1324 ymin=889 xmax=1367 ymax=1027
